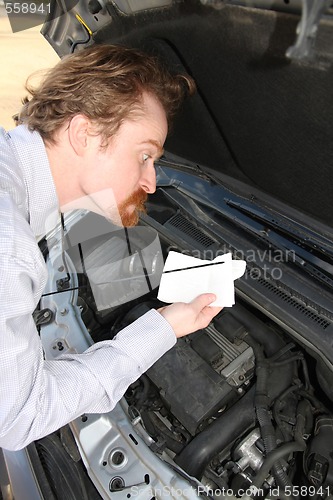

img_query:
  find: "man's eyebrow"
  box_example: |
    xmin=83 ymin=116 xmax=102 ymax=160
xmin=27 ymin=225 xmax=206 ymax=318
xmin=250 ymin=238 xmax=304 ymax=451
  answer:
xmin=139 ymin=139 xmax=164 ymax=157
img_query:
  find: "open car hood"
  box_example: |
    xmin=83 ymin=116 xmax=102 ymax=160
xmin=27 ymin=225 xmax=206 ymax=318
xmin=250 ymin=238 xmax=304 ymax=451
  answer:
xmin=4 ymin=3 xmax=333 ymax=500
xmin=41 ymin=0 xmax=333 ymax=227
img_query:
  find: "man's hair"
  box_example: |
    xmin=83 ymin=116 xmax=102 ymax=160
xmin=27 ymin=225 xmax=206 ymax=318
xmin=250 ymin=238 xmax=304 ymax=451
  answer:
xmin=19 ymin=44 xmax=195 ymax=144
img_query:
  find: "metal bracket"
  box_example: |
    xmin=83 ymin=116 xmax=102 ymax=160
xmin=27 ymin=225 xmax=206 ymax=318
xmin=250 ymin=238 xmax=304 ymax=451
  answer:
xmin=286 ymin=0 xmax=331 ymax=60
xmin=33 ymin=308 xmax=54 ymax=327
xmin=56 ymin=276 xmax=71 ymax=291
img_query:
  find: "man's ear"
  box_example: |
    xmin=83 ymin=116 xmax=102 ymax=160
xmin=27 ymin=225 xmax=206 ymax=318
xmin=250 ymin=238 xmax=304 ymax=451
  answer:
xmin=67 ymin=114 xmax=92 ymax=156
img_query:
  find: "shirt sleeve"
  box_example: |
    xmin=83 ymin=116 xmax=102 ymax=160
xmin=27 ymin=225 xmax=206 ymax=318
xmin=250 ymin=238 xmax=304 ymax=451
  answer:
xmin=0 ymin=254 xmax=176 ymax=451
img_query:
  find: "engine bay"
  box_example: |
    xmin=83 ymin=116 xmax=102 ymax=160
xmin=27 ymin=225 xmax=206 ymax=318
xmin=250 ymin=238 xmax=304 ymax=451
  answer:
xmin=118 ymin=301 xmax=333 ymax=498
xmin=39 ymin=178 xmax=333 ymax=499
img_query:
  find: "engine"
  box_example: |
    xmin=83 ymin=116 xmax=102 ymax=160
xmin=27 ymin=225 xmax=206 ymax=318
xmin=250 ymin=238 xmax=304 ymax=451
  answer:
xmin=63 ymin=216 xmax=333 ymax=499
xmin=101 ymin=298 xmax=333 ymax=499
xmin=146 ymin=319 xmax=254 ymax=436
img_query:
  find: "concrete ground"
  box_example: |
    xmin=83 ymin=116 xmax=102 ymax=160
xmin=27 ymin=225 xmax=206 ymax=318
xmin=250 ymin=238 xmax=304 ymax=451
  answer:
xmin=0 ymin=5 xmax=59 ymax=131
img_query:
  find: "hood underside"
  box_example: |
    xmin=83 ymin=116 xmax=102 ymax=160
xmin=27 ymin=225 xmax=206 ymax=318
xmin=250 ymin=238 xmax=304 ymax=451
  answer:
xmin=42 ymin=0 xmax=333 ymax=227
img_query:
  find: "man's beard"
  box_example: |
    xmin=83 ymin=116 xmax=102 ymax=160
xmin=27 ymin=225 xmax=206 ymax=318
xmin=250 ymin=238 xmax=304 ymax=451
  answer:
xmin=117 ymin=188 xmax=148 ymax=227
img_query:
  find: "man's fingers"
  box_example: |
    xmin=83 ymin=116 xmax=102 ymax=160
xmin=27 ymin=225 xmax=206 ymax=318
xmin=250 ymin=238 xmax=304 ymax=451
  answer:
xmin=158 ymin=294 xmax=222 ymax=338
xmin=189 ymin=294 xmax=222 ymax=329
xmin=190 ymin=293 xmax=217 ymax=311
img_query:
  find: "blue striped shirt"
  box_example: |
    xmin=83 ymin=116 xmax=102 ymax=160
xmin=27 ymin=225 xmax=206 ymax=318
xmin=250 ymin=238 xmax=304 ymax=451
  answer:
xmin=0 ymin=124 xmax=176 ymax=451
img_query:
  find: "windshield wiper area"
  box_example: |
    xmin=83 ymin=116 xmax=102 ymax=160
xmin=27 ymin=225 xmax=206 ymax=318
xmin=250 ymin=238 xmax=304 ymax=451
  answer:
xmin=226 ymin=199 xmax=333 ymax=288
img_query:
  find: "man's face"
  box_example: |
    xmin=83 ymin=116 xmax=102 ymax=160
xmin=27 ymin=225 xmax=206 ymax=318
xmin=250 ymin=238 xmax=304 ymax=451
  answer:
xmin=77 ymin=92 xmax=168 ymax=226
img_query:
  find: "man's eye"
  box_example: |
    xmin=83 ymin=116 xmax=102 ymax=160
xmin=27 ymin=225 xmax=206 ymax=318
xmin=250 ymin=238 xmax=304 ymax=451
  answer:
xmin=143 ymin=153 xmax=150 ymax=162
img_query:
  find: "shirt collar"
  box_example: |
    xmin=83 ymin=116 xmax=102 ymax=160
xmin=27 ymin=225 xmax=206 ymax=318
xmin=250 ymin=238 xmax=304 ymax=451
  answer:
xmin=7 ymin=125 xmax=59 ymax=237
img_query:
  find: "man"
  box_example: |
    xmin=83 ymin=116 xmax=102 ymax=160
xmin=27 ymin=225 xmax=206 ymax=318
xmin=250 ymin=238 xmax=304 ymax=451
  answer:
xmin=0 ymin=44 xmax=221 ymax=451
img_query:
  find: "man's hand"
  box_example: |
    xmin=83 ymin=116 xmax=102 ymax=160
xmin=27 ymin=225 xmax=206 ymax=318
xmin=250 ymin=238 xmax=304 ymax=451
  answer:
xmin=157 ymin=293 xmax=222 ymax=338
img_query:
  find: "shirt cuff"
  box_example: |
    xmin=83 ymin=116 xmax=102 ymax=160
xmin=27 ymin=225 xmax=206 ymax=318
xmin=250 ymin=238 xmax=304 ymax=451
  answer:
xmin=112 ymin=308 xmax=176 ymax=372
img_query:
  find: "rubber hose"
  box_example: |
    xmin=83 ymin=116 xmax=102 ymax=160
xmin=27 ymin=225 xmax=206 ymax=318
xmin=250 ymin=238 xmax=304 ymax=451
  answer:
xmin=252 ymin=441 xmax=306 ymax=493
xmin=175 ymin=385 xmax=256 ymax=479
xmin=245 ymin=334 xmax=296 ymax=497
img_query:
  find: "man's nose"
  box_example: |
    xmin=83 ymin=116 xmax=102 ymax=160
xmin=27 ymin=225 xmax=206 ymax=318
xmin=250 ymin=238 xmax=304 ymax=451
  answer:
xmin=140 ymin=164 xmax=156 ymax=194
